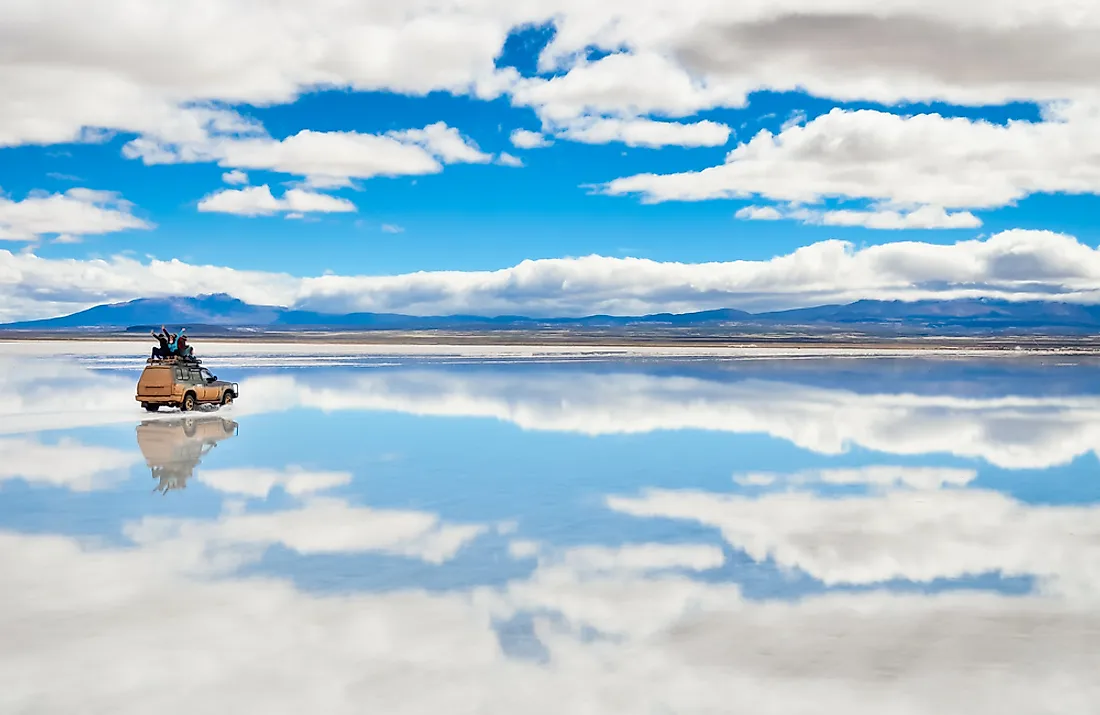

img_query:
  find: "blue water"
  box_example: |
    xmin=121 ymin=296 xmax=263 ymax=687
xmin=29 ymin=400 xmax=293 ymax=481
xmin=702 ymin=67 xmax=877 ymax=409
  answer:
xmin=1 ymin=349 xmax=1098 ymax=713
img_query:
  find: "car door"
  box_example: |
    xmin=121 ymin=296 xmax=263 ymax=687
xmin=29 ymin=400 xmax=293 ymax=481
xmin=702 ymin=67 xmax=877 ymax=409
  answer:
xmin=198 ymin=368 xmax=218 ymax=401
xmin=188 ymin=368 xmax=210 ymax=402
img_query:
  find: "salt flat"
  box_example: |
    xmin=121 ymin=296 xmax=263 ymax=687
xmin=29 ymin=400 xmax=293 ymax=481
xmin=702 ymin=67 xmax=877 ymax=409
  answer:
xmin=1 ymin=346 xmax=1098 ymax=714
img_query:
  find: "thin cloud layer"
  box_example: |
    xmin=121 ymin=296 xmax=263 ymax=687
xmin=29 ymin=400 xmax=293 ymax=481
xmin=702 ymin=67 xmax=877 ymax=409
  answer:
xmin=4 ymin=229 xmax=1100 ymax=320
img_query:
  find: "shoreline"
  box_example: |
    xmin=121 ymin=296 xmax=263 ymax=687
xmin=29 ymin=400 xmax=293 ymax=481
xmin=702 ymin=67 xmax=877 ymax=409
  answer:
xmin=3 ymin=332 xmax=1100 ymax=359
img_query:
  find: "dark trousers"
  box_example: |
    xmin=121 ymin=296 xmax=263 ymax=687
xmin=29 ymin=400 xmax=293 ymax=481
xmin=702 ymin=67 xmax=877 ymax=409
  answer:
xmin=151 ymin=347 xmax=170 ymax=358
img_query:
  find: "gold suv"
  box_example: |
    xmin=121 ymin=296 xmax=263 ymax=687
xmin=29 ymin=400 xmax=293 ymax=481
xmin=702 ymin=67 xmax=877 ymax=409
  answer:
xmin=135 ymin=358 xmax=239 ymax=412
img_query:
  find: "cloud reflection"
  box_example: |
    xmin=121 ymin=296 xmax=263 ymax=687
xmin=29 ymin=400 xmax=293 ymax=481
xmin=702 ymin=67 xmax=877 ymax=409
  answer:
xmin=241 ymin=367 xmax=1100 ymax=469
xmin=0 ymin=435 xmax=138 ymax=491
xmin=4 ymin=355 xmax=1100 ymax=470
xmin=2 ymin=353 xmax=1100 ymax=712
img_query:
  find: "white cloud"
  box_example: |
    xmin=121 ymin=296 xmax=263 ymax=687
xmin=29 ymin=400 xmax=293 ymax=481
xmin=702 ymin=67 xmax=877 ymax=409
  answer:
xmin=11 ymin=229 xmax=1100 ymax=321
xmin=197 ymin=185 xmax=355 ymax=217
xmin=496 ymin=152 xmax=524 ymax=167
xmin=559 ymin=117 xmax=731 ymax=148
xmin=132 ymin=125 xmax=470 ymax=187
xmin=197 ymin=466 xmax=352 ymax=498
xmin=4 ymin=1 xmax=1100 ymax=156
xmin=534 ymin=5 xmax=1100 ymax=110
xmin=380 ymin=223 xmax=405 ymax=234
xmin=738 ymin=204 xmax=983 ymax=229
xmin=603 ymin=108 xmax=1100 ymax=213
xmin=0 ymin=436 xmax=138 ymax=491
xmin=734 ymin=205 xmax=782 ymax=221
xmin=221 ymin=169 xmax=248 ymax=185
xmin=814 ymin=206 xmax=983 ymax=230
xmin=509 ymin=129 xmax=551 ymax=149
xmin=510 ymin=52 xmax=746 ymax=123
xmin=0 ymin=3 xmax=524 ymax=149
xmin=388 ymin=122 xmax=492 ymax=165
xmin=0 ymin=188 xmax=152 ymax=242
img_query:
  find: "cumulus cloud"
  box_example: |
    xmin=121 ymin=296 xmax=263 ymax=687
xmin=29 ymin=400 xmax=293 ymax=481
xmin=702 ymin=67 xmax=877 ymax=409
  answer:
xmin=510 ymin=52 xmax=746 ymax=123
xmin=221 ymin=169 xmax=248 ymax=185
xmin=8 ymin=229 xmax=1100 ymax=320
xmin=734 ymin=205 xmax=782 ymax=221
xmin=559 ymin=117 xmax=732 ymax=148
xmin=603 ymin=108 xmax=1100 ymax=214
xmin=534 ymin=4 xmax=1100 ymax=110
xmin=0 ymin=188 xmax=152 ymax=242
xmin=197 ymin=185 xmax=355 ymax=217
xmin=4 ymin=1 xmax=1100 ymax=170
xmin=0 ymin=2 xmax=523 ymax=149
xmin=496 ymin=152 xmax=524 ymax=167
xmin=131 ymin=122 xmax=491 ymax=187
xmin=509 ymin=129 xmax=552 ymax=149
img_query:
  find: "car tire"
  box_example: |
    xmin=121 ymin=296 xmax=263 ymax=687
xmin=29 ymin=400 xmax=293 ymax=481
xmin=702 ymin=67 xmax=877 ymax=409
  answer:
xmin=142 ymin=403 xmax=160 ymax=412
xmin=181 ymin=392 xmax=197 ymax=412
xmin=221 ymin=391 xmax=234 ymax=406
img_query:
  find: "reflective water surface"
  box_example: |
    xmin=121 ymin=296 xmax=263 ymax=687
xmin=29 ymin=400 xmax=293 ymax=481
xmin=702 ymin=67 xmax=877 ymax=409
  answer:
xmin=1 ymin=343 xmax=1099 ymax=714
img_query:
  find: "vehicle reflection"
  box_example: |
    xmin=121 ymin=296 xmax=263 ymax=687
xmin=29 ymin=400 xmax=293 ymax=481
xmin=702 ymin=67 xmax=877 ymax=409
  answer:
xmin=135 ymin=416 xmax=239 ymax=494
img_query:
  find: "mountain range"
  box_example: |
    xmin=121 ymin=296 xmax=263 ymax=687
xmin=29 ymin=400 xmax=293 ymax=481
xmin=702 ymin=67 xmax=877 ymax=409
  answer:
xmin=3 ymin=293 xmax=1100 ymax=334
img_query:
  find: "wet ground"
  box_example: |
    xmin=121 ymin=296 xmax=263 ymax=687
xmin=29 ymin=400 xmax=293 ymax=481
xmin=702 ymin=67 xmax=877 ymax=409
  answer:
xmin=1 ymin=343 xmax=1098 ymax=713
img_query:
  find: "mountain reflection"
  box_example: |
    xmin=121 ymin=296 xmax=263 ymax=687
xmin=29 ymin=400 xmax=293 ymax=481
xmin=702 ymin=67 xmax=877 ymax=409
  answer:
xmin=135 ymin=416 xmax=238 ymax=494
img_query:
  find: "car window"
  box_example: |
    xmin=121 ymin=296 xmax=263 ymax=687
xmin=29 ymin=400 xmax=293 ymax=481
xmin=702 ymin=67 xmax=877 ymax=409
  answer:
xmin=200 ymin=369 xmax=213 ymax=381
xmin=189 ymin=369 xmax=203 ymax=383
xmin=174 ymin=367 xmax=187 ymax=380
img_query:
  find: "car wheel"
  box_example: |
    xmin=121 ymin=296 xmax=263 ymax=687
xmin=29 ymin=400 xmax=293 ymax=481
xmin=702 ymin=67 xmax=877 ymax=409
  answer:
xmin=221 ymin=391 xmax=234 ymax=406
xmin=142 ymin=403 xmax=160 ymax=412
xmin=181 ymin=392 xmax=196 ymax=412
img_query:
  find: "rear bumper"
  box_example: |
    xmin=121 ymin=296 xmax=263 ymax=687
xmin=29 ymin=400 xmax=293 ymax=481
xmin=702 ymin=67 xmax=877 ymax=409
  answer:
xmin=136 ymin=396 xmax=175 ymax=404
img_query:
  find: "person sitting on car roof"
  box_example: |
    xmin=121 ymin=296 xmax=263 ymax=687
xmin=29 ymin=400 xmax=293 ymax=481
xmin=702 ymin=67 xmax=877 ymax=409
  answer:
xmin=166 ymin=327 xmax=186 ymax=356
xmin=176 ymin=335 xmax=195 ymax=360
xmin=150 ymin=326 xmax=171 ymax=359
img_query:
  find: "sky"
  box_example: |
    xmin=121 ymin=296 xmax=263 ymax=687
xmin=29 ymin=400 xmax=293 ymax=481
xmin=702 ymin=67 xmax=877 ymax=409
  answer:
xmin=3 ymin=1 xmax=1100 ymax=320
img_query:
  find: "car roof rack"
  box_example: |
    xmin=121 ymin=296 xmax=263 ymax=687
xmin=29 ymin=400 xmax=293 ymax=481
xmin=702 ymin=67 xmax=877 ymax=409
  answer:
xmin=146 ymin=356 xmax=202 ymax=366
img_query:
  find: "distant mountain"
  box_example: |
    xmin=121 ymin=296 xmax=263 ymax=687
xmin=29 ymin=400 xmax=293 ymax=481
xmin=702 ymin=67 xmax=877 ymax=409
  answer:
xmin=2 ymin=294 xmax=284 ymax=330
xmin=759 ymin=298 xmax=1100 ymax=328
xmin=0 ymin=295 xmax=756 ymax=331
xmin=2 ymin=294 xmax=1099 ymax=334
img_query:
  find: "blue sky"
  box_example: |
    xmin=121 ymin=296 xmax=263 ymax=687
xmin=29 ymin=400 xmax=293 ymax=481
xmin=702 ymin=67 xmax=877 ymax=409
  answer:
xmin=3 ymin=2 xmax=1100 ymax=320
